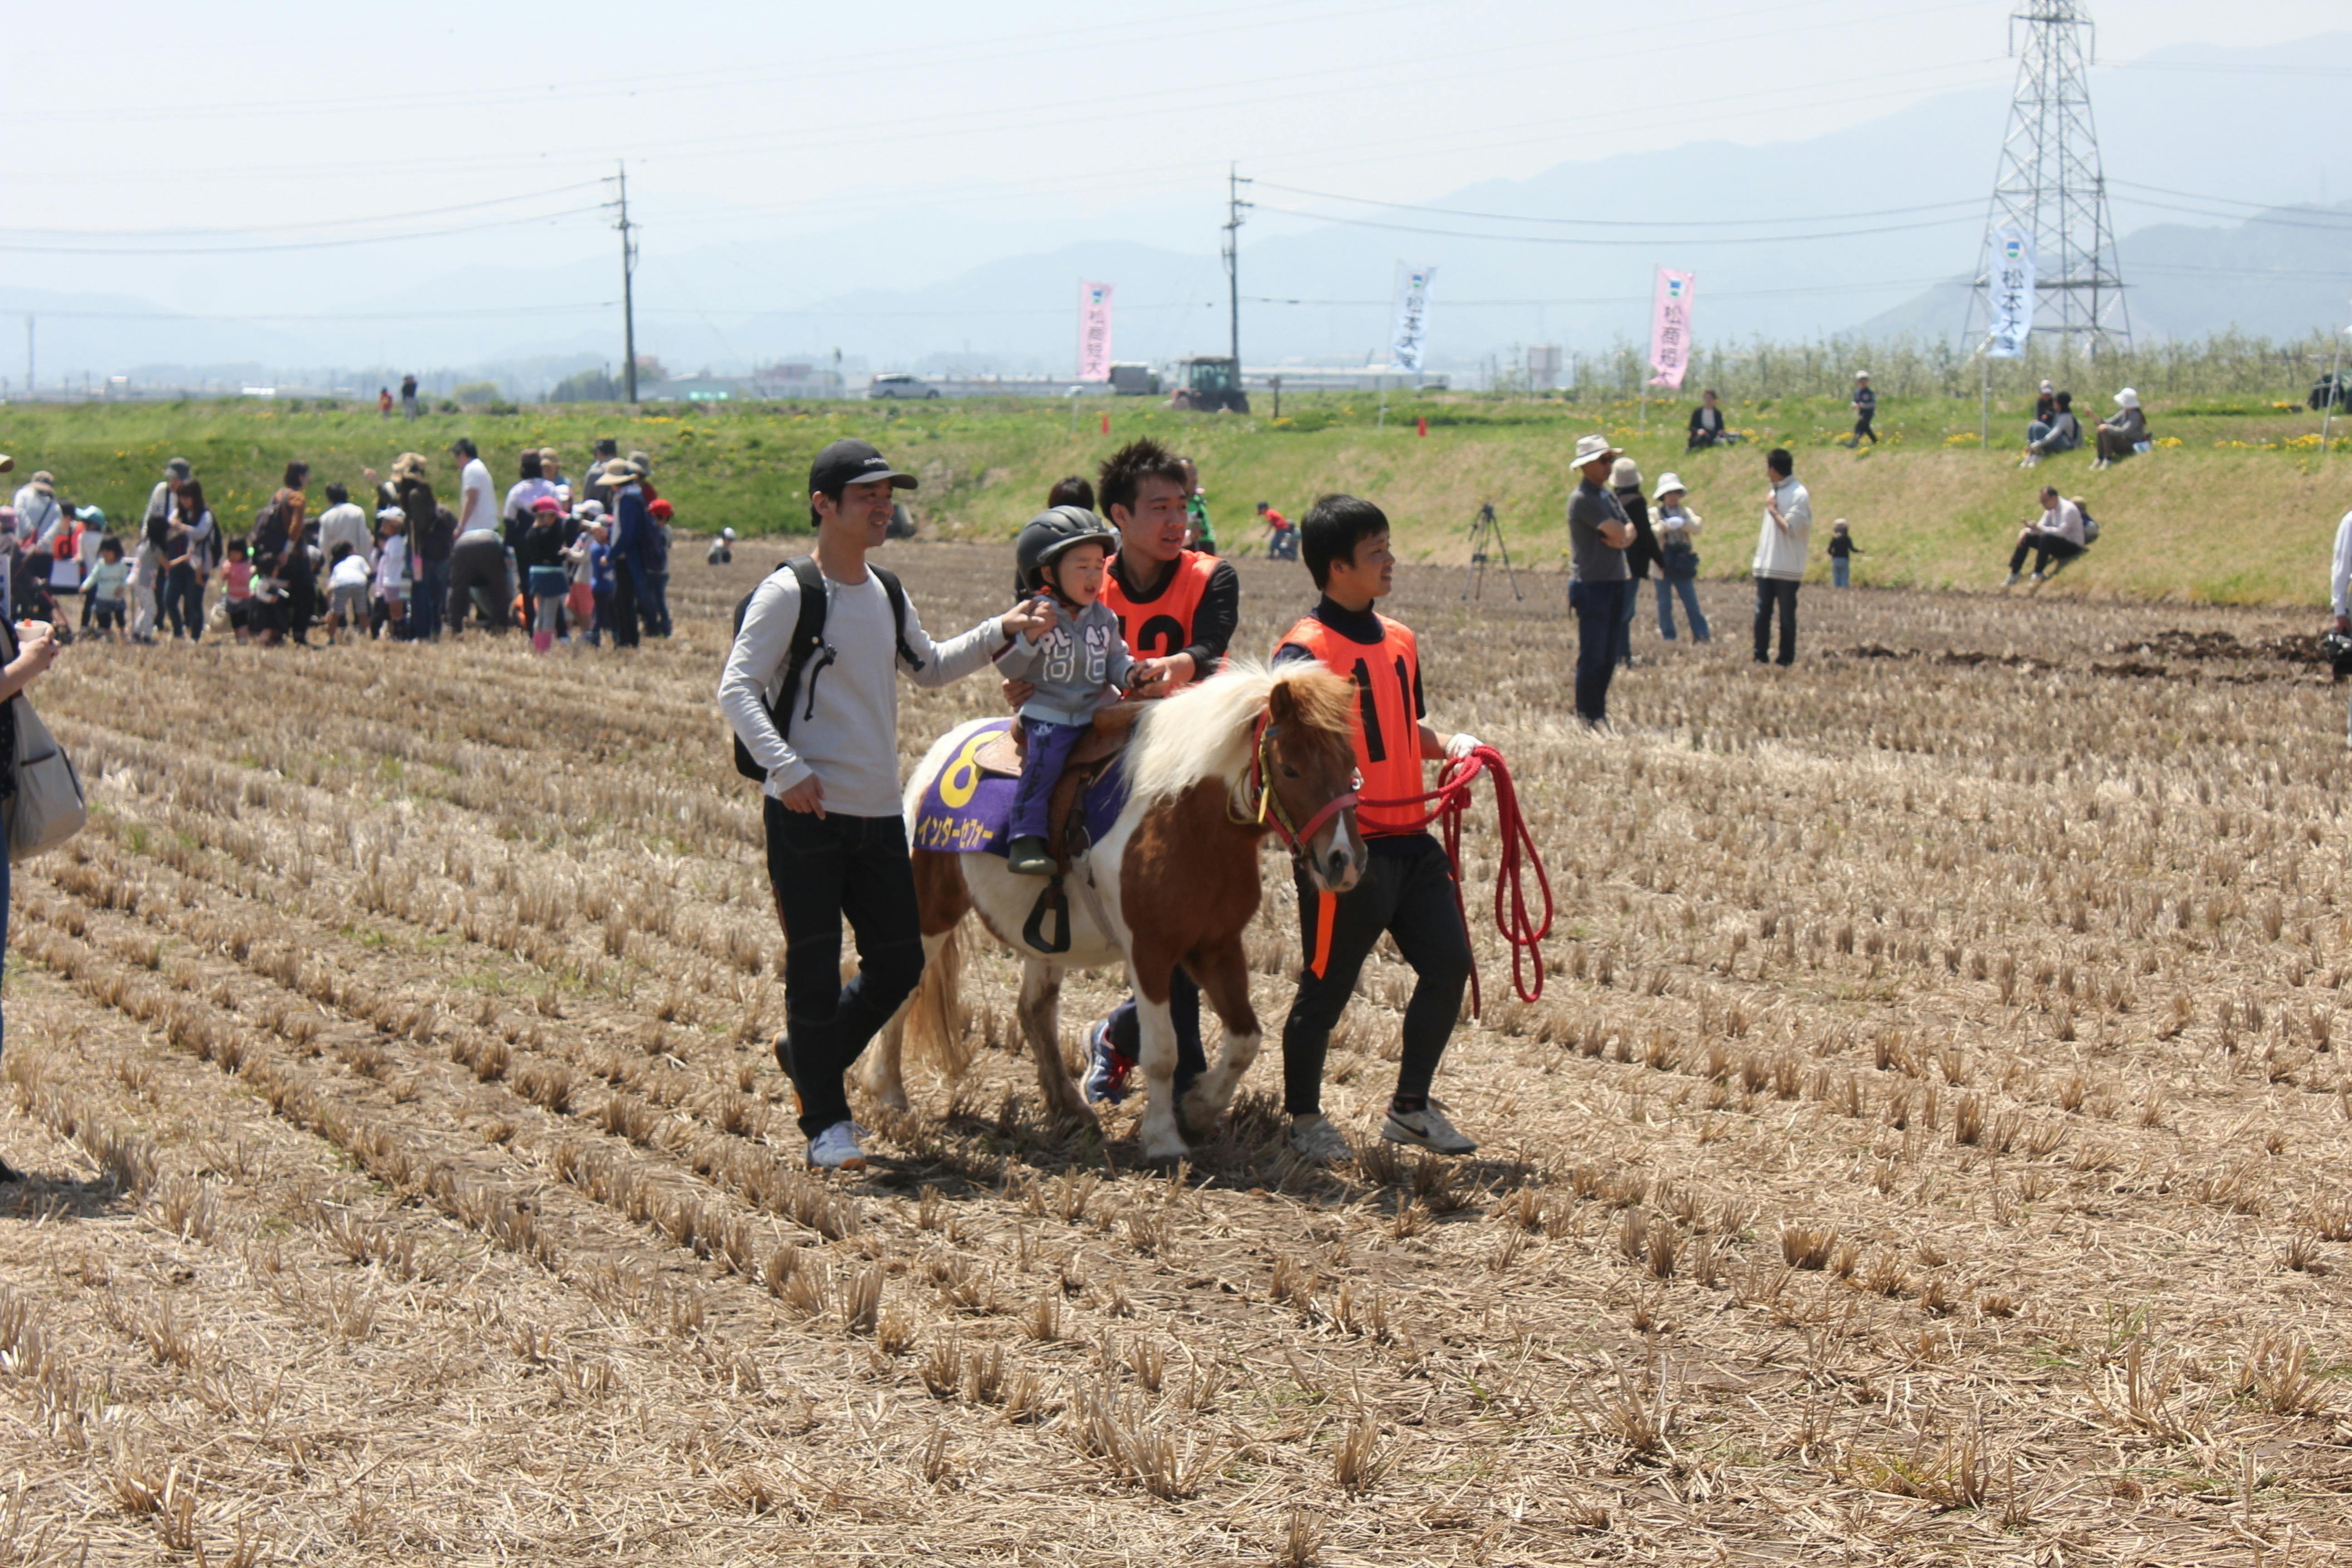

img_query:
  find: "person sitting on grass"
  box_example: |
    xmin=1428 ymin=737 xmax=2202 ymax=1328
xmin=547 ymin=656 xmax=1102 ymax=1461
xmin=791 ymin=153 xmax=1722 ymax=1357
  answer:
xmin=2092 ymin=388 xmax=2146 ymax=470
xmin=2004 ymin=487 xmax=2087 ymax=587
xmin=85 ymin=538 xmax=131 ymax=643
xmin=1271 ymin=494 xmax=1486 ymax=1165
xmin=996 ymin=506 xmax=1138 ymax=877
xmin=2022 ymin=390 xmax=2081 ymax=467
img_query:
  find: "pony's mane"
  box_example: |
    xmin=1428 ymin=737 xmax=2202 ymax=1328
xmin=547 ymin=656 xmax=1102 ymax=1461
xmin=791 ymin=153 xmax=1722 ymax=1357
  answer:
xmin=1127 ymin=657 xmax=1357 ymax=810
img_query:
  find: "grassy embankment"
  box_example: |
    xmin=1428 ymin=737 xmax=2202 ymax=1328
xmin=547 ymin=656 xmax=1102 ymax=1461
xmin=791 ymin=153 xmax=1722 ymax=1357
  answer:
xmin=3 ymin=391 xmax=2346 ymax=603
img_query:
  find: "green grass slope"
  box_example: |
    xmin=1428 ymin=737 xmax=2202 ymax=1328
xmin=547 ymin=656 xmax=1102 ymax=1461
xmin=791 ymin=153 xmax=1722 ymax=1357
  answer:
xmin=3 ymin=391 xmax=2346 ymax=604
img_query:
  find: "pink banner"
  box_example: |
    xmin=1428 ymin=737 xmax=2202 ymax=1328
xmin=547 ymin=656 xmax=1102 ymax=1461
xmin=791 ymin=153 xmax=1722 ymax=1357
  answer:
xmin=1078 ymin=281 xmax=1114 ymax=381
xmin=1648 ymin=269 xmax=1695 ymax=389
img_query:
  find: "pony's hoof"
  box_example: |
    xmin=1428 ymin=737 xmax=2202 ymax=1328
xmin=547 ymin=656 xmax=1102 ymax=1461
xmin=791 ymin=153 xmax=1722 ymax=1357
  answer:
xmin=875 ymin=1086 xmax=912 ymax=1114
xmin=1176 ymin=1097 xmax=1226 ymax=1145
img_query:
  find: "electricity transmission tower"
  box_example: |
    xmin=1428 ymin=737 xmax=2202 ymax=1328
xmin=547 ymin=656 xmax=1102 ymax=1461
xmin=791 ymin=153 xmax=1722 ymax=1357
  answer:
xmin=1964 ymin=2 xmax=2131 ymax=356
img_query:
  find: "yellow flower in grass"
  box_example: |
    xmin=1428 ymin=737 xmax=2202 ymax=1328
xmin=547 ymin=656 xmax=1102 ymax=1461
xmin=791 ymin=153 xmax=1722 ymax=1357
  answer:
xmin=2154 ymin=436 xmax=2182 ymax=448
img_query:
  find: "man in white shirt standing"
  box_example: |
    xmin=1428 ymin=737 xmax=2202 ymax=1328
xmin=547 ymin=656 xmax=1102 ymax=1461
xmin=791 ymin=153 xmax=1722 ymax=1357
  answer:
xmin=718 ymin=440 xmax=1049 ymax=1171
xmin=316 ymin=483 xmax=373 ymax=569
xmin=1751 ymin=447 xmax=1812 ymax=666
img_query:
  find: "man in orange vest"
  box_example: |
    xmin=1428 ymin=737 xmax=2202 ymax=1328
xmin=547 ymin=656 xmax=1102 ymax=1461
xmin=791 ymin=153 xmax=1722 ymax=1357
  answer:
xmin=1070 ymin=437 xmax=1240 ymax=1105
xmin=1271 ymin=495 xmax=1482 ymax=1164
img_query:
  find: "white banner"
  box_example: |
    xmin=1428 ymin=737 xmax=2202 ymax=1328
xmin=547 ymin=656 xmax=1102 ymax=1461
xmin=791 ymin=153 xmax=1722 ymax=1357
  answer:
xmin=1078 ymin=281 xmax=1114 ymax=381
xmin=1389 ymin=263 xmax=1435 ymax=373
xmin=1987 ymin=229 xmax=2034 ymax=359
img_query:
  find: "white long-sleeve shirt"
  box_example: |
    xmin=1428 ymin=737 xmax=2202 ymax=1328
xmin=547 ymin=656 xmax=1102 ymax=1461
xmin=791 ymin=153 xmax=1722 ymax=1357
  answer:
xmin=2036 ymin=498 xmax=2085 ymax=548
xmin=2331 ymin=510 xmax=2352 ymax=617
xmin=718 ymin=562 xmax=1007 ymax=815
xmin=1752 ymin=477 xmax=1812 ymax=581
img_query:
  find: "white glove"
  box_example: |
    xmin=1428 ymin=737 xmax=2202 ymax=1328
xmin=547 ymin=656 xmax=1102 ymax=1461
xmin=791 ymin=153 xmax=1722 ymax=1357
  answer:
xmin=1445 ymin=732 xmax=1483 ymax=762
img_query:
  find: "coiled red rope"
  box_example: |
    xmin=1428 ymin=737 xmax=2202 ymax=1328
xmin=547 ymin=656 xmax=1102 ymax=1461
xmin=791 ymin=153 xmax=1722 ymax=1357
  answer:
xmin=1358 ymin=745 xmax=1553 ymax=1014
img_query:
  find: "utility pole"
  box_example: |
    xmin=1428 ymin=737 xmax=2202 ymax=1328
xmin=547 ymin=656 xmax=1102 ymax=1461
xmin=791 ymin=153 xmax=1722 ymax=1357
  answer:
xmin=613 ymin=162 xmax=640 ymax=403
xmin=1221 ymin=165 xmax=1251 ymax=372
xmin=24 ymin=316 xmax=32 ymax=398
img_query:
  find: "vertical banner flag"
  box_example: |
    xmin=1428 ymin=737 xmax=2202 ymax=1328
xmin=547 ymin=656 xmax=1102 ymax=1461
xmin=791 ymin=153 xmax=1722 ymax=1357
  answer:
xmin=1648 ymin=269 xmax=1695 ymax=388
xmin=1389 ymin=263 xmax=1436 ymax=373
xmin=1987 ymin=230 xmax=2034 ymax=358
xmin=1078 ymin=281 xmax=1115 ymax=381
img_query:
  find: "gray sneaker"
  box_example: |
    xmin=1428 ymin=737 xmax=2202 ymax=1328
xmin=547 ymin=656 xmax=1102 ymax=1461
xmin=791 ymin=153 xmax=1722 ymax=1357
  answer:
xmin=1287 ymin=1114 xmax=1354 ymax=1165
xmin=806 ymin=1121 xmax=867 ymax=1171
xmin=1381 ymin=1102 xmax=1476 ymax=1156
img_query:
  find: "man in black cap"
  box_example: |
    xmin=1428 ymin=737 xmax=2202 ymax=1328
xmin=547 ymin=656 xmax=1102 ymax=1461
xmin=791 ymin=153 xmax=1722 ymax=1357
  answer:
xmin=718 ymin=440 xmax=1049 ymax=1171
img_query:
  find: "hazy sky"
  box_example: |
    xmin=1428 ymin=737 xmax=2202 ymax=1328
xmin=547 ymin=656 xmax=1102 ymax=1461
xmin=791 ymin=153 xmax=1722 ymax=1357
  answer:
xmin=11 ymin=0 xmax=2349 ymax=288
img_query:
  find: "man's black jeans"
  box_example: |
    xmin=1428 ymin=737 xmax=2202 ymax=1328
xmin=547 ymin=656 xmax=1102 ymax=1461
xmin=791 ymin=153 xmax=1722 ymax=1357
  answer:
xmin=764 ymin=802 xmax=926 ymax=1138
xmin=2008 ymin=534 xmax=2084 ymax=575
xmin=1753 ymin=576 xmax=1799 ymax=665
xmin=1568 ymin=578 xmax=1628 ymax=724
xmin=1281 ymin=840 xmax=1474 ymax=1117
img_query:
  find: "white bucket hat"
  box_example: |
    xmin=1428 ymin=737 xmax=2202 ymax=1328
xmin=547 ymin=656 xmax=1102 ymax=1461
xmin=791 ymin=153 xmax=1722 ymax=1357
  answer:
xmin=2114 ymin=387 xmax=2140 ymax=409
xmin=1571 ymin=432 xmax=1622 ymax=468
xmin=1609 ymin=456 xmax=1642 ymax=490
xmin=1652 ymin=472 xmax=1687 ymax=502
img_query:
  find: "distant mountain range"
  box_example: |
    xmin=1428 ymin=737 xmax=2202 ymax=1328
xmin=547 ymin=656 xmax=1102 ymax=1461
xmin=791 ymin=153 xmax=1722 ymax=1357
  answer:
xmin=7 ymin=30 xmax=2349 ymax=392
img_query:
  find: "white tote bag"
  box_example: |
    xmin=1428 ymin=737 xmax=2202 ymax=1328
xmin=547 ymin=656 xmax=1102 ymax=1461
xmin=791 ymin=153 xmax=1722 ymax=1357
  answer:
xmin=0 ymin=623 xmax=85 ymax=862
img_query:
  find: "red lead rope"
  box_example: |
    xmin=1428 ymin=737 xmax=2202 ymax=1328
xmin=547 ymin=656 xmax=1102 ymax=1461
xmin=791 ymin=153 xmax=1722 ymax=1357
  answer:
xmin=1356 ymin=745 xmax=1553 ymax=1014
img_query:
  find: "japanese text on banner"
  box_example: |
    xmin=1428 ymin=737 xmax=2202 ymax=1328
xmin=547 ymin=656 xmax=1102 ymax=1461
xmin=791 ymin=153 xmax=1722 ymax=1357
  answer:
xmin=1389 ymin=264 xmax=1436 ymax=374
xmin=1987 ymin=230 xmax=2034 ymax=359
xmin=1648 ymin=269 xmax=1696 ymax=389
xmin=1078 ymin=281 xmax=1115 ymax=381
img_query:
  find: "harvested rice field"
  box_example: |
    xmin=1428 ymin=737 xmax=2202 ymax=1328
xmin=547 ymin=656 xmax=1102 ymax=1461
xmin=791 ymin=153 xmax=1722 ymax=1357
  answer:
xmin=1 ymin=542 xmax=2348 ymax=1565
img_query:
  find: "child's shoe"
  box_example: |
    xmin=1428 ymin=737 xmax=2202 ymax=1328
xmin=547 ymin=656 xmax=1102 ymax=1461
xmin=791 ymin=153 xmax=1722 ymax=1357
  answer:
xmin=532 ymin=629 xmax=553 ymax=654
xmin=1006 ymin=837 xmax=1056 ymax=876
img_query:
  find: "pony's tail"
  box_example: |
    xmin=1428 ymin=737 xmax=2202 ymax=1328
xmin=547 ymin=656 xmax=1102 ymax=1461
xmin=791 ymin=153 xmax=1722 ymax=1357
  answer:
xmin=903 ymin=924 xmax=975 ymax=1082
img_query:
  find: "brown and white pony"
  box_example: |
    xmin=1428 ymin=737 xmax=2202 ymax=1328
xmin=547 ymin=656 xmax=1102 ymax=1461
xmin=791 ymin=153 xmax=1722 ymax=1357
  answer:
xmin=864 ymin=661 xmax=1366 ymax=1162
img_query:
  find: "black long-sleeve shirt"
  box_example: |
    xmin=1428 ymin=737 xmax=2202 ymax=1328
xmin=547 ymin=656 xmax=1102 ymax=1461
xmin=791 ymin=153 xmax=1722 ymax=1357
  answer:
xmin=1108 ymin=551 xmax=1239 ymax=678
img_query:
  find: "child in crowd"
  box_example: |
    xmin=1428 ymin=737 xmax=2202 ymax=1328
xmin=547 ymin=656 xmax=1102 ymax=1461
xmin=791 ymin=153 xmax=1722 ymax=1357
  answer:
xmin=325 ymin=543 xmax=371 ymax=643
xmin=1827 ymin=519 xmax=1863 ymax=588
xmin=1258 ymin=500 xmax=1296 ymax=559
xmin=706 ymin=526 xmax=735 ymax=567
xmin=85 ymin=538 xmax=131 ymax=642
xmin=996 ymin=506 xmax=1136 ymax=876
xmin=373 ymin=508 xmax=411 ymax=637
xmin=221 ymin=537 xmax=256 ymax=643
xmin=565 ymin=515 xmax=616 ymax=647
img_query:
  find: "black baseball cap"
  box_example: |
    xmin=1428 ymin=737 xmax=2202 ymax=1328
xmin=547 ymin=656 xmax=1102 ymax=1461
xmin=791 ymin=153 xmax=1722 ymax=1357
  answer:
xmin=809 ymin=438 xmax=917 ymax=495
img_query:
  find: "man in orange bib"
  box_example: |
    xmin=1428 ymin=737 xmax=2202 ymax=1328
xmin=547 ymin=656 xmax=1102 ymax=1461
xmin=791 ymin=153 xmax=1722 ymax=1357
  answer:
xmin=1070 ymin=439 xmax=1240 ymax=1106
xmin=1271 ymin=495 xmax=1482 ymax=1164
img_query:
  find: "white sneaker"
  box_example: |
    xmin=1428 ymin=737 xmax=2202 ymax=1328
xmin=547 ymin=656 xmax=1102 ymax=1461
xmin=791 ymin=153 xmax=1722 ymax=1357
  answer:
xmin=2029 ymin=572 xmax=2044 ymax=585
xmin=806 ymin=1121 xmax=866 ymax=1171
xmin=2004 ymin=572 xmax=2022 ymax=588
xmin=1287 ymin=1114 xmax=1354 ymax=1165
xmin=1381 ymin=1102 xmax=1477 ymax=1156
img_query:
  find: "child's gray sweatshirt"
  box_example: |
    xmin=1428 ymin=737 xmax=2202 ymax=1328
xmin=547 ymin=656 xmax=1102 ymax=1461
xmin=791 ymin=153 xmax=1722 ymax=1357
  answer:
xmin=996 ymin=599 xmax=1132 ymax=727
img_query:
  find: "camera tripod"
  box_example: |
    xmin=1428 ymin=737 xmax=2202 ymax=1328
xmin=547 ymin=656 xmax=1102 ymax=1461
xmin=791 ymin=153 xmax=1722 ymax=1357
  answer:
xmin=1462 ymin=502 xmax=1522 ymax=602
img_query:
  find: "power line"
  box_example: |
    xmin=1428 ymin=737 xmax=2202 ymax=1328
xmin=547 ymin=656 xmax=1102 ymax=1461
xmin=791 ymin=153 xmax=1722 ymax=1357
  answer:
xmin=9 ymin=182 xmax=610 ymax=241
xmin=1252 ymin=180 xmax=1982 ymax=229
xmin=0 ymin=204 xmax=610 ymax=256
xmin=1252 ymin=202 xmax=1979 ymax=247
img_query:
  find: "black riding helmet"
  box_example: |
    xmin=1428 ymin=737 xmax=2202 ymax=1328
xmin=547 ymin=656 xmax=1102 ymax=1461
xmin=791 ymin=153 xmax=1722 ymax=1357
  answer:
xmin=1014 ymin=505 xmax=1112 ymax=600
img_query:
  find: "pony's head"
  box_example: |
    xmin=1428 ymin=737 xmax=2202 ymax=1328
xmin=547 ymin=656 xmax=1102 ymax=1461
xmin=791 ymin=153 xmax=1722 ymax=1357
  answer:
xmin=1129 ymin=659 xmax=1367 ymax=894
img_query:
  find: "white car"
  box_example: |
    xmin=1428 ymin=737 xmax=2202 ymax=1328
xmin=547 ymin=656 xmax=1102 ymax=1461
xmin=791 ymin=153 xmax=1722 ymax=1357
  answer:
xmin=867 ymin=372 xmax=941 ymax=400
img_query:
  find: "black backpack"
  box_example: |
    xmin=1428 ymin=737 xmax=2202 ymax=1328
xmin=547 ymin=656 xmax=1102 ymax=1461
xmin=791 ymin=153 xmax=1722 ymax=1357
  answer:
xmin=729 ymin=557 xmax=924 ymax=782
